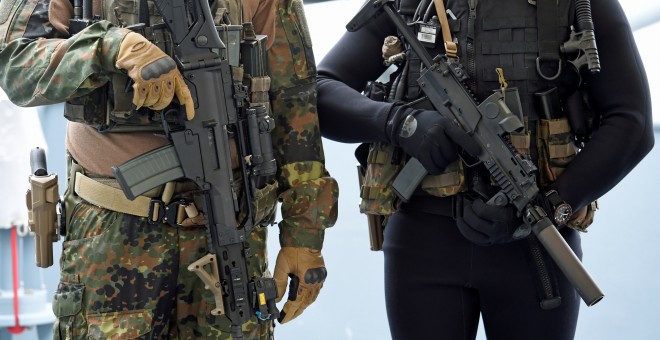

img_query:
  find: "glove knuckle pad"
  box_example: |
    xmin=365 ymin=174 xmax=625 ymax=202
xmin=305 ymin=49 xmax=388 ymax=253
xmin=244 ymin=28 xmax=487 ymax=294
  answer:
xmin=303 ymin=267 xmax=327 ymax=284
xmin=141 ymin=57 xmax=177 ymax=80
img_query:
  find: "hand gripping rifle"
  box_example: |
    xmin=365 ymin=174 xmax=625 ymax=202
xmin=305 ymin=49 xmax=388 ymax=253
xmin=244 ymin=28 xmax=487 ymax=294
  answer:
xmin=111 ymin=0 xmax=279 ymax=337
xmin=347 ymin=0 xmax=603 ymax=306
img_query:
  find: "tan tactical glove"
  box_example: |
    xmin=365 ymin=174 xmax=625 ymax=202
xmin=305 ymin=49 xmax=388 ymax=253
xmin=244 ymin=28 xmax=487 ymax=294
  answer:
xmin=273 ymin=247 xmax=327 ymax=324
xmin=115 ymin=32 xmax=195 ymax=120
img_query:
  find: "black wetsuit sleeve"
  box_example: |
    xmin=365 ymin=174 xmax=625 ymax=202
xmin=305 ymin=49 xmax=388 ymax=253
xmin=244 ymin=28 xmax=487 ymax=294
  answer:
xmin=317 ymin=11 xmax=399 ymax=143
xmin=554 ymin=0 xmax=654 ymax=210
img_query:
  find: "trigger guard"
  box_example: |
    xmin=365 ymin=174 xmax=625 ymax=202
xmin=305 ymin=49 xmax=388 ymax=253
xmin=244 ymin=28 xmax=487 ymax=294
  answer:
xmin=486 ymin=192 xmax=508 ymax=207
xmin=287 ymin=275 xmax=300 ymax=301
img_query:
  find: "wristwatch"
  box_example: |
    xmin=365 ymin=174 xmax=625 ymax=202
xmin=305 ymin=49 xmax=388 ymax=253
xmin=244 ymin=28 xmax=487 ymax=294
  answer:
xmin=544 ymin=190 xmax=573 ymax=226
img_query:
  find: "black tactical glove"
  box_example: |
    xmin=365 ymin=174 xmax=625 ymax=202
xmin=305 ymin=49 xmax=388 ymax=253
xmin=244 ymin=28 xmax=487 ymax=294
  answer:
xmin=386 ymin=107 xmax=481 ymax=175
xmin=456 ymin=196 xmax=531 ymax=246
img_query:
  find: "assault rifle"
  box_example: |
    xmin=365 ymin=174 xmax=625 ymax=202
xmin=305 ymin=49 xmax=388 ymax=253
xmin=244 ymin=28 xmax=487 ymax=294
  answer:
xmin=347 ymin=0 xmax=604 ymax=306
xmin=112 ymin=0 xmax=279 ymax=337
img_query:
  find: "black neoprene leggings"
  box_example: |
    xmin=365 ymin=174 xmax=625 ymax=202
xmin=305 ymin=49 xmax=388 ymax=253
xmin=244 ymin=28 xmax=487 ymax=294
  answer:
xmin=382 ymin=210 xmax=581 ymax=340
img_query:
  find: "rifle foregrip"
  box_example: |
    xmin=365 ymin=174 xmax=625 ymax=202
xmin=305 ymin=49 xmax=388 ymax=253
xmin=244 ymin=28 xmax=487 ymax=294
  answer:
xmin=531 ymin=217 xmax=604 ymax=306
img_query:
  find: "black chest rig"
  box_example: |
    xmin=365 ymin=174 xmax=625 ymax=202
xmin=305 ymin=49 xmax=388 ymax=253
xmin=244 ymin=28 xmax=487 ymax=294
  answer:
xmin=359 ymin=0 xmax=600 ymax=221
xmin=359 ymin=0 xmax=601 ymax=255
xmin=391 ymin=0 xmax=587 ymax=189
xmin=398 ymin=0 xmax=577 ymax=118
xmin=64 ymin=0 xmax=270 ymax=133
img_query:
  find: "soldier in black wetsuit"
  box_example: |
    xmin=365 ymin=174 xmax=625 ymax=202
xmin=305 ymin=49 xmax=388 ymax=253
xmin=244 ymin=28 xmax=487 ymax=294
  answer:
xmin=317 ymin=0 xmax=654 ymax=339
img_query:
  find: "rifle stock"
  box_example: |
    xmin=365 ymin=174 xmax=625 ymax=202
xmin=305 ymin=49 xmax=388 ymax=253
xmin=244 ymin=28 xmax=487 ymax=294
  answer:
xmin=348 ymin=0 xmax=603 ymax=306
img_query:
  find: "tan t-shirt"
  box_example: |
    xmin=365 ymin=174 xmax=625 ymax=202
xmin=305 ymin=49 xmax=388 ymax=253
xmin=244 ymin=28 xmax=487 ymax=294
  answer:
xmin=66 ymin=122 xmax=169 ymax=176
xmin=66 ymin=0 xmax=276 ymax=176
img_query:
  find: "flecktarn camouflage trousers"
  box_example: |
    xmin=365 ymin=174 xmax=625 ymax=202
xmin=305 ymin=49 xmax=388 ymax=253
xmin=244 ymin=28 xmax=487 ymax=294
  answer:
xmin=52 ymin=201 xmax=273 ymax=340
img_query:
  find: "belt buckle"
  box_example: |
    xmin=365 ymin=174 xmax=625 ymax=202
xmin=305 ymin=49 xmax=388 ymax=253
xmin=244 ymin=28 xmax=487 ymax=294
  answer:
xmin=148 ymin=198 xmax=190 ymax=227
xmin=148 ymin=199 xmax=165 ymax=225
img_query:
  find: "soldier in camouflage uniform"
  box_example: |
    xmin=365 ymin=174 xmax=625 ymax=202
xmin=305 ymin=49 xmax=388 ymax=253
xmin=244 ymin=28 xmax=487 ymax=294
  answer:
xmin=0 ymin=0 xmax=338 ymax=338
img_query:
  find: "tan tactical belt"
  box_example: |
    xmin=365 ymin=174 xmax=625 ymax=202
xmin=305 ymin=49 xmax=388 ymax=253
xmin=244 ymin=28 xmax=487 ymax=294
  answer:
xmin=74 ymin=172 xmax=202 ymax=225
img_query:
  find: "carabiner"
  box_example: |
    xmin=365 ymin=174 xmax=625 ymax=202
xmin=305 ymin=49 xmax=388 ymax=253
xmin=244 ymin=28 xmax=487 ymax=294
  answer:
xmin=536 ymin=56 xmax=562 ymax=81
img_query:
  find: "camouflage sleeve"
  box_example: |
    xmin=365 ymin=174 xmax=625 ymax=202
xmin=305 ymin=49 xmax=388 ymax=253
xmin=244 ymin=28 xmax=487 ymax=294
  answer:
xmin=268 ymin=0 xmax=338 ymax=250
xmin=0 ymin=0 xmax=128 ymax=106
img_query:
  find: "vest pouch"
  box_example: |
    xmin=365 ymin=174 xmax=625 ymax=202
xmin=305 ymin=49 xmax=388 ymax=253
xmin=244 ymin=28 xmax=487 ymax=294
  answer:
xmin=64 ymin=86 xmax=110 ymax=129
xmin=233 ymin=164 xmax=279 ymax=227
xmin=217 ymin=25 xmax=242 ymax=67
xmin=63 ymin=74 xmax=168 ymax=132
xmin=251 ymin=180 xmax=279 ymax=226
xmin=537 ymin=118 xmax=597 ymax=231
xmin=106 ymin=72 xmax=170 ymax=132
xmin=358 ymin=143 xmax=404 ymax=216
xmin=509 ymin=130 xmax=531 ymax=156
xmin=420 ymin=160 xmax=466 ymax=197
xmin=357 ymin=143 xmax=405 ymax=251
xmin=536 ymin=118 xmax=577 ymax=188
xmin=109 ymin=73 xmax=136 ymax=120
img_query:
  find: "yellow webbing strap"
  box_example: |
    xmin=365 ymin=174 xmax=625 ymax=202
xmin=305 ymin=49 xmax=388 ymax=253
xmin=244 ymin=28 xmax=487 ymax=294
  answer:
xmin=496 ymin=67 xmax=508 ymax=98
xmin=432 ymin=0 xmax=457 ymax=58
xmin=74 ymin=172 xmax=152 ymax=218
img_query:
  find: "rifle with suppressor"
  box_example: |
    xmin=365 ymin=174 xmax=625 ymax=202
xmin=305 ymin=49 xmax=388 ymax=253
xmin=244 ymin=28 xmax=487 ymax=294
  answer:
xmin=347 ymin=0 xmax=604 ymax=306
xmin=111 ymin=0 xmax=279 ymax=337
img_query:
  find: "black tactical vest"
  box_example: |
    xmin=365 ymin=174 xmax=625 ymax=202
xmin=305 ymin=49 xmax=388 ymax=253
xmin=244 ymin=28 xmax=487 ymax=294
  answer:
xmin=64 ymin=0 xmax=173 ymax=132
xmin=359 ymin=0 xmax=597 ymax=245
xmin=396 ymin=0 xmax=578 ymax=121
xmin=390 ymin=0 xmax=584 ymax=192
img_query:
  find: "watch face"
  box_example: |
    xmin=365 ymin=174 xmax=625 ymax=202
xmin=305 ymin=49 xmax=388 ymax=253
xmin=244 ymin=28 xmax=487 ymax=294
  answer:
xmin=554 ymin=203 xmax=573 ymax=225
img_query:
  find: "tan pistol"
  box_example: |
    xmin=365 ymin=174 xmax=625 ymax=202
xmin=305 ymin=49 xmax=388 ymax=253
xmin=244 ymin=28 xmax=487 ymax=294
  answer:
xmin=26 ymin=147 xmax=60 ymax=268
